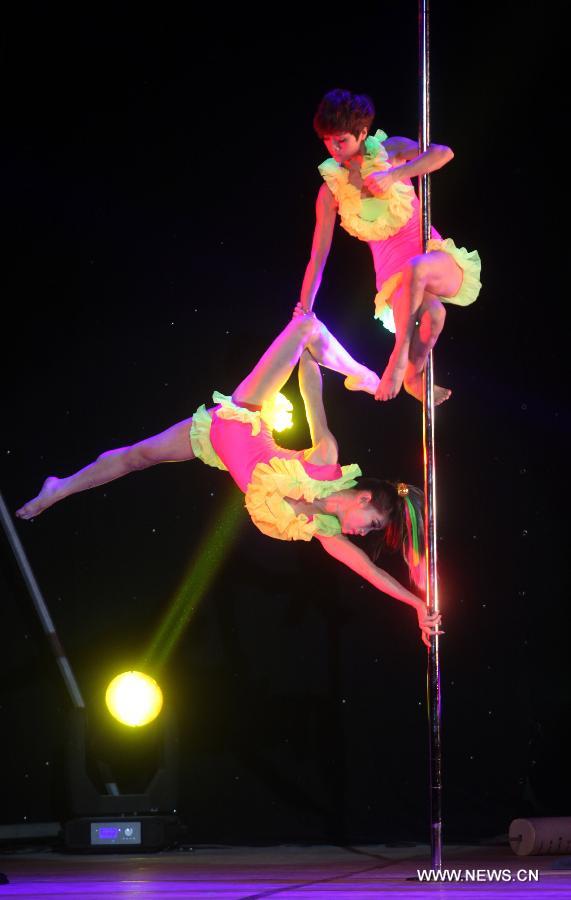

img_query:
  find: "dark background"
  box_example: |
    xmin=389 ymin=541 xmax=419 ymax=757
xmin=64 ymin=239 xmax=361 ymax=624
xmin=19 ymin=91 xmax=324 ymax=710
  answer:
xmin=1 ymin=4 xmax=568 ymax=844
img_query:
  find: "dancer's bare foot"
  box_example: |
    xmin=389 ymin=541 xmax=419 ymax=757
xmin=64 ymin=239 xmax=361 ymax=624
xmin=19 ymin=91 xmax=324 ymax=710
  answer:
xmin=374 ymin=358 xmax=408 ymax=401
xmin=16 ymin=477 xmax=65 ymax=520
xmin=344 ymin=369 xmax=380 ymax=396
xmin=404 ymin=372 xmax=452 ymax=405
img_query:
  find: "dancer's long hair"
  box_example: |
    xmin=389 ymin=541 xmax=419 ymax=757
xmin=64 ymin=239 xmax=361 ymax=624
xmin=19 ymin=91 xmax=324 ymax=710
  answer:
xmin=358 ymin=477 xmax=426 ymax=590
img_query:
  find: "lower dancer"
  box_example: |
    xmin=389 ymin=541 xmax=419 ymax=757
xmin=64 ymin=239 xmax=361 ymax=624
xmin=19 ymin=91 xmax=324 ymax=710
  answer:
xmin=17 ymin=313 xmax=441 ymax=646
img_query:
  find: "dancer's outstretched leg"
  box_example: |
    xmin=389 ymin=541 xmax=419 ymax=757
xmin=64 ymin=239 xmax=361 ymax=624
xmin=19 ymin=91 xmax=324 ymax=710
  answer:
xmin=375 ymin=250 xmax=462 ymax=401
xmin=18 ymin=312 xmax=376 ymax=519
xmin=16 ymin=417 xmax=195 ymax=520
xmin=403 ymin=296 xmax=451 ymax=405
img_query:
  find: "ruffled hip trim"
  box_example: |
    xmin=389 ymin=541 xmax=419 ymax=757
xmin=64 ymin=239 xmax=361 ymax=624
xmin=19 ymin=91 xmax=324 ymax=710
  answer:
xmin=189 ymin=403 xmax=228 ymax=470
xmin=213 ymin=391 xmax=267 ymax=433
xmin=190 ymin=391 xmax=273 ymax=471
xmin=373 ymin=273 xmax=402 ymax=334
xmin=426 ymin=238 xmax=482 ymax=307
xmin=373 ymin=238 xmax=482 ymax=332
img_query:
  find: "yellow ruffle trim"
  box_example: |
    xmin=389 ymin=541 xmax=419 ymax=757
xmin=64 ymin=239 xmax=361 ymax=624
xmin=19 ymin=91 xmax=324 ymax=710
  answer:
xmin=318 ymin=129 xmax=415 ymax=242
xmin=189 ymin=402 xmax=228 ymax=470
xmin=373 ymin=273 xmax=402 ymax=334
xmin=214 ymin=391 xmax=270 ymax=434
xmin=245 ymin=456 xmax=362 ymax=542
xmin=373 ymin=238 xmax=482 ymax=332
xmin=427 ymin=238 xmax=482 ymax=307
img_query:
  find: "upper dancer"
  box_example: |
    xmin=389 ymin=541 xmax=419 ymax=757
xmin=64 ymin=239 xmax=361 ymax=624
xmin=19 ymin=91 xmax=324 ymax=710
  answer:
xmin=17 ymin=311 xmax=441 ymax=647
xmin=299 ymin=88 xmax=482 ymax=404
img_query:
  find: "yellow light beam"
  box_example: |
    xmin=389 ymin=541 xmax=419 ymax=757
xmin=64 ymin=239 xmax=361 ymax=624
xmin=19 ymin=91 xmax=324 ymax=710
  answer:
xmin=142 ymin=488 xmax=244 ymax=672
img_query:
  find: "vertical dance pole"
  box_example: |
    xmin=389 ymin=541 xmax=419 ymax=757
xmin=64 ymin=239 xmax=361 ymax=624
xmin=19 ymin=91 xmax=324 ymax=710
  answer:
xmin=418 ymin=0 xmax=443 ymax=870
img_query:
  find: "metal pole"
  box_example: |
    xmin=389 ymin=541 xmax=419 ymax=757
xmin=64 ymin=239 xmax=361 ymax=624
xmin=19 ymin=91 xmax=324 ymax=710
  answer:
xmin=0 ymin=492 xmax=85 ymax=709
xmin=418 ymin=0 xmax=443 ymax=870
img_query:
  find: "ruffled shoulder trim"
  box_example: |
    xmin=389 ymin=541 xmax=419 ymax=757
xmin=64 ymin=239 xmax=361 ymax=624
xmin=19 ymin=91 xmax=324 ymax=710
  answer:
xmin=251 ymin=456 xmax=361 ymax=502
xmin=244 ymin=456 xmax=362 ymax=542
xmin=318 ymin=129 xmax=390 ymax=198
xmin=317 ymin=157 xmax=347 ymax=200
xmin=317 ymin=128 xmax=414 ymax=241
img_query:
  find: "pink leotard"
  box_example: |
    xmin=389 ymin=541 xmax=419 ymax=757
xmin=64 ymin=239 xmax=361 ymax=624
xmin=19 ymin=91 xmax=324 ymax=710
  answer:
xmin=368 ymin=189 xmax=442 ymax=289
xmin=209 ymin=413 xmax=343 ymax=494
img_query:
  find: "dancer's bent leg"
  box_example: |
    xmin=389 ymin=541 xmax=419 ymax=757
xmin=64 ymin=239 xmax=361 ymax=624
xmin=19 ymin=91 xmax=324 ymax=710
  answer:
xmin=16 ymin=416 xmax=196 ymax=520
xmin=308 ymin=321 xmax=379 ymax=395
xmin=403 ymin=296 xmax=451 ymax=405
xmin=233 ymin=313 xmax=378 ymax=407
xmin=375 ymin=250 xmax=462 ymax=401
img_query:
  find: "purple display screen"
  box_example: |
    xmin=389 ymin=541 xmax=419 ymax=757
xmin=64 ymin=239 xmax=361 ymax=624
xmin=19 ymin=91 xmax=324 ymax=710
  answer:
xmin=90 ymin=822 xmax=142 ymax=844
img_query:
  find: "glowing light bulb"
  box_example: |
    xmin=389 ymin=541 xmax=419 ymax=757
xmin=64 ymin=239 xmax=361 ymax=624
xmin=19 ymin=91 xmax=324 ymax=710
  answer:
xmin=262 ymin=392 xmax=293 ymax=432
xmin=105 ymin=671 xmax=163 ymax=727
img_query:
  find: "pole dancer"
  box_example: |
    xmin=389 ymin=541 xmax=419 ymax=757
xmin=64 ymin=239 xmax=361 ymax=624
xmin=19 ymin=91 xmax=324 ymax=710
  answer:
xmin=16 ymin=312 xmax=442 ymax=647
xmin=419 ymin=0 xmax=443 ymax=869
xmin=298 ymin=89 xmax=481 ymax=404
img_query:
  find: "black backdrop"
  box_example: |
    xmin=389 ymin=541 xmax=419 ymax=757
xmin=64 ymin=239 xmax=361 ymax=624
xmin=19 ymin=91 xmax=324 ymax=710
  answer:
xmin=2 ymin=4 xmax=568 ymax=843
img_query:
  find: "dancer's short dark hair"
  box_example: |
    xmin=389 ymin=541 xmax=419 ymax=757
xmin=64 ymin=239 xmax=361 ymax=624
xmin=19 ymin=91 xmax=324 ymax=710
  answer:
xmin=313 ymin=88 xmax=375 ymax=139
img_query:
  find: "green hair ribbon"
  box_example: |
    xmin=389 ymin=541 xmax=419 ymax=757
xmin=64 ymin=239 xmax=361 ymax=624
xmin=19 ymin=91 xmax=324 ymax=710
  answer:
xmin=405 ymin=496 xmax=420 ymax=567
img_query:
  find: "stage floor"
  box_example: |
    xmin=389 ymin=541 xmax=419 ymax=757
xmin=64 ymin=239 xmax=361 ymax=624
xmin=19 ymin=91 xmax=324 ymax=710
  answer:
xmin=1 ymin=843 xmax=569 ymax=898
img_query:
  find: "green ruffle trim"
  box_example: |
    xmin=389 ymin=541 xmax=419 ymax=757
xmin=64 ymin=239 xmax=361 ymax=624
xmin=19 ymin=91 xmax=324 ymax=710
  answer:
xmin=312 ymin=513 xmax=344 ymax=537
xmin=363 ymin=129 xmax=388 ymax=156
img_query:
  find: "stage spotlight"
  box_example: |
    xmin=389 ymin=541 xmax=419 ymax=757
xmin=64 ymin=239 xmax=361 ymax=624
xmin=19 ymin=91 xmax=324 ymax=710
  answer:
xmin=262 ymin=391 xmax=293 ymax=432
xmin=105 ymin=671 xmax=163 ymax=727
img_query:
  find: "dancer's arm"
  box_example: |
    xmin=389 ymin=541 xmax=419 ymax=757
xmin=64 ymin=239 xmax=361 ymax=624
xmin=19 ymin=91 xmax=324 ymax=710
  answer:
xmin=316 ymin=533 xmax=440 ymax=647
xmin=298 ymin=184 xmax=337 ymax=313
xmin=365 ymin=137 xmax=453 ymax=196
xmin=383 ymin=136 xmax=453 ymax=167
xmin=298 ymin=350 xmax=338 ymax=465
